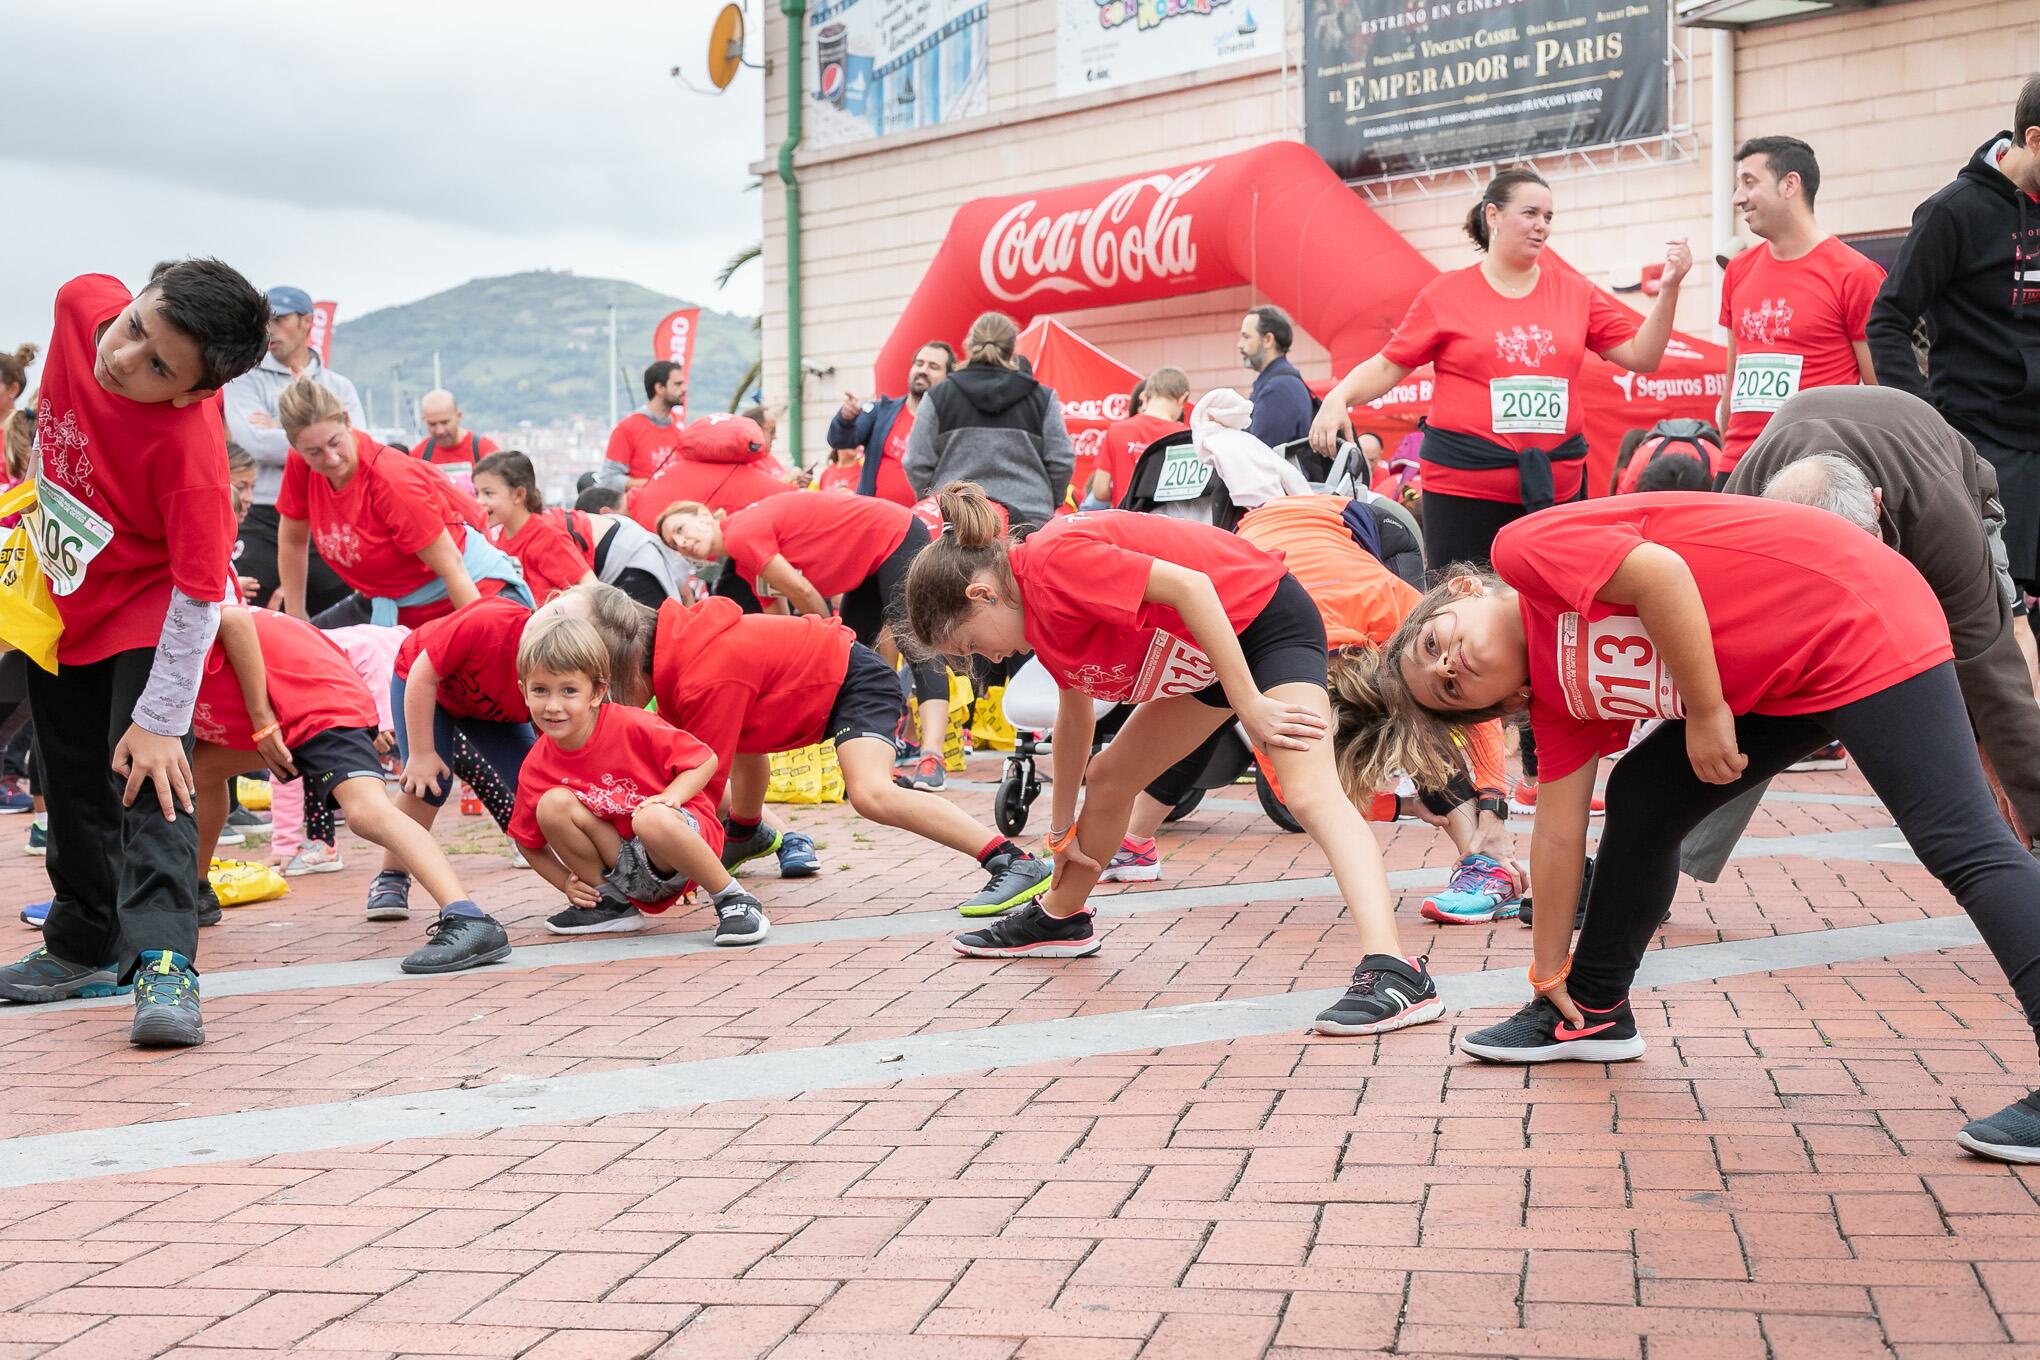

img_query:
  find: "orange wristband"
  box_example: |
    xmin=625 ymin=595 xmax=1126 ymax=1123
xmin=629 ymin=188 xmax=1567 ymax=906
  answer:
xmin=1528 ymin=955 xmax=1573 ymax=994
xmin=250 ymin=722 xmax=281 ymax=743
xmin=1045 ymin=823 xmax=1079 ymax=855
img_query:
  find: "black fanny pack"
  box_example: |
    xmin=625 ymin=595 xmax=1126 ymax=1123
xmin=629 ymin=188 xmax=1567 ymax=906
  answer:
xmin=1418 ymin=421 xmax=1587 ymax=512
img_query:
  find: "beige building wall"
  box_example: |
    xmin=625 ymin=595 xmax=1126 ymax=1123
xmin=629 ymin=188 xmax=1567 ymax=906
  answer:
xmin=757 ymin=0 xmax=2039 ymax=461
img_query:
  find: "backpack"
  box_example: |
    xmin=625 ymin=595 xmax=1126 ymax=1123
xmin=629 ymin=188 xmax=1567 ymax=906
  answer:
xmin=1613 ymin=418 xmax=1723 ymax=495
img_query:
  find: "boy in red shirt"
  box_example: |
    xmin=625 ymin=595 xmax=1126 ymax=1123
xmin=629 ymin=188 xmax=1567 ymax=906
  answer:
xmin=0 ymin=262 xmax=268 ymax=1049
xmin=190 ymin=606 xmax=511 ymax=979
xmin=1718 ymin=137 xmax=1883 ymax=476
xmin=1341 ymin=493 xmax=2040 ymax=1163
xmin=1089 ymin=367 xmax=1189 ymax=509
xmin=508 ymin=615 xmax=769 ymax=944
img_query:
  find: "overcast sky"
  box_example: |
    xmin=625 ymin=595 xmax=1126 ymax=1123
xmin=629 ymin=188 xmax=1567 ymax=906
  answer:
xmin=0 ymin=0 xmax=764 ymax=388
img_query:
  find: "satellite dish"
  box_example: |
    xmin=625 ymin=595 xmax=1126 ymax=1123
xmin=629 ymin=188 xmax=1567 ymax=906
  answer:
xmin=707 ymin=5 xmax=746 ymax=91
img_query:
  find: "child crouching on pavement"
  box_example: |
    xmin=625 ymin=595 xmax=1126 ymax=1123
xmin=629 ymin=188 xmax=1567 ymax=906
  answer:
xmin=508 ymin=615 xmax=770 ymax=946
xmin=192 ymin=604 xmax=512 ymax=978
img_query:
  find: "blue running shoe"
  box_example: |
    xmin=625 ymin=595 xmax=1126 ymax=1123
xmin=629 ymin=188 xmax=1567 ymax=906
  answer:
xmin=1420 ymin=853 xmax=1522 ymax=925
xmin=0 ymin=945 xmax=130 ymax=1002
xmin=777 ymin=830 xmax=820 ymax=878
xmin=18 ymin=899 xmax=49 ymax=929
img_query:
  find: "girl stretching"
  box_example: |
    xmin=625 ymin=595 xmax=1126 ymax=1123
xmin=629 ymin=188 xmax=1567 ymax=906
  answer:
xmin=541 ymin=581 xmax=1054 ymax=920
xmin=904 ymin=484 xmax=1441 ymax=1037
xmin=658 ymin=493 xmax=953 ymax=789
xmin=472 ymin=452 xmax=598 ymax=604
xmin=1340 ymin=492 xmax=2040 ymax=1162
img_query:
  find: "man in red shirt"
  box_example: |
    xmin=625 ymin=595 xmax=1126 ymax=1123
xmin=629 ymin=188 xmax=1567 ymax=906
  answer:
xmin=1717 ymin=136 xmax=1884 ymax=477
xmin=411 ymin=388 xmax=498 ymax=490
xmin=0 ymin=262 xmax=269 ymax=1048
xmin=603 ymin=362 xmax=689 ymax=489
xmin=1089 ymin=366 xmax=1190 ymax=508
xmin=828 ymin=341 xmax=955 ymax=506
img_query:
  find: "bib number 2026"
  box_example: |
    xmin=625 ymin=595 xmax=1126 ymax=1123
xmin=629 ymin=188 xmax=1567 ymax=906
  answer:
xmin=1489 ymin=376 xmax=1568 ymax=435
xmin=1730 ymin=352 xmax=1803 ymax=414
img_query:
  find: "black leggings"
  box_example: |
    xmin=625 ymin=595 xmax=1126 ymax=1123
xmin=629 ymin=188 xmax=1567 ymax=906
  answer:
xmin=1422 ymin=489 xmax=1540 ymax=777
xmin=1571 ymin=663 xmax=2040 ymax=1055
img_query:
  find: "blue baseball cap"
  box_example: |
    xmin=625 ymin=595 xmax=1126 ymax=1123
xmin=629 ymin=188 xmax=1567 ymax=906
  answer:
xmin=265 ymin=285 xmax=313 ymax=316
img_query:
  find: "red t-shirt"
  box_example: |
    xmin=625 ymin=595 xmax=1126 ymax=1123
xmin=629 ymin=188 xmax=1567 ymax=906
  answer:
xmin=193 ymin=608 xmax=380 ymax=750
xmin=605 ymin=411 xmax=687 ymax=483
xmin=1095 ymin=414 xmax=1187 ymax=506
xmin=651 ymin=596 xmax=857 ymax=798
xmin=491 ymin=514 xmax=590 ymax=605
xmin=1492 ymin=493 xmax=1953 ymax=781
xmin=627 ymin=457 xmax=791 ymax=527
xmin=278 ymin=430 xmax=483 ymax=601
xmin=873 ymin=406 xmax=918 ymax=506
xmin=1009 ymin=511 xmax=1288 ymax=702
xmin=1384 ymin=265 xmax=1638 ymax=504
xmin=1719 ymin=238 xmax=1884 ymax=470
xmin=394 ymin=595 xmax=531 ymax=724
xmin=36 ymin=275 xmax=234 ymax=663
xmin=814 ymin=460 xmax=862 ymax=493
xmin=721 ymin=492 xmax=912 ymax=598
xmin=410 ymin=432 xmax=499 ymax=470
xmin=506 ymin=702 xmax=723 ymax=864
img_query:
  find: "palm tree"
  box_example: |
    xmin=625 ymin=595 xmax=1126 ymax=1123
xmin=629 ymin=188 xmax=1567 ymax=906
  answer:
xmin=720 ymin=243 xmax=763 ymax=412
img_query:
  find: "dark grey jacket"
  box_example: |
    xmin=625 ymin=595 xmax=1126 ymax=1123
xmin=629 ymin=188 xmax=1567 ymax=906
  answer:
xmin=904 ymin=365 xmax=1073 ymax=531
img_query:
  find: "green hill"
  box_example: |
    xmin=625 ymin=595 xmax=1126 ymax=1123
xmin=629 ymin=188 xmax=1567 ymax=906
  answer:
xmin=328 ymin=270 xmax=759 ymax=433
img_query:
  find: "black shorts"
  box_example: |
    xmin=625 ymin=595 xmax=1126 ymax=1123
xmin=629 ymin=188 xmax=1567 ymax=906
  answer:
xmin=292 ymin=727 xmax=388 ymax=812
xmin=1191 ymin=572 xmax=1329 ymax=709
xmin=824 ymin=642 xmax=908 ymax=747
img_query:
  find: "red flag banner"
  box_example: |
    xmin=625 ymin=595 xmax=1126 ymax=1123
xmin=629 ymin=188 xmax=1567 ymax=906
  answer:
xmin=653 ymin=308 xmax=701 ymax=421
xmin=308 ymin=301 xmax=338 ymax=366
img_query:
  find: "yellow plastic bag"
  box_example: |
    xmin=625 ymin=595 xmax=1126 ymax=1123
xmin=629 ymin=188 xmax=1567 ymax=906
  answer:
xmin=208 ymin=857 xmax=290 ymax=907
xmin=943 ymin=671 xmax=974 ymax=772
xmin=971 ymin=683 xmax=1017 ymax=752
xmin=234 ymin=776 xmax=273 ymax=812
xmin=766 ymin=744 xmax=845 ymax=804
xmin=0 ymin=483 xmax=62 ymax=674
xmin=818 ymin=741 xmax=845 ymax=803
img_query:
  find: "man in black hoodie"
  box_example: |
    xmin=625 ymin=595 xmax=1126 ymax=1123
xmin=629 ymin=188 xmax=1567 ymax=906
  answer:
xmin=1867 ymin=76 xmax=2040 ymax=610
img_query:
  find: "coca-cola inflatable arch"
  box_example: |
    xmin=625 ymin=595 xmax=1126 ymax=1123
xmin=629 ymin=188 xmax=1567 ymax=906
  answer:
xmin=876 ymin=140 xmax=1725 ymax=496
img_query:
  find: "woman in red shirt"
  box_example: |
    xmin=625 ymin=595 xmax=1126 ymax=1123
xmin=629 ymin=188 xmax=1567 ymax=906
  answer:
xmin=658 ymin=491 xmax=954 ymax=790
xmin=903 ymin=482 xmax=1439 ymax=1038
xmin=275 ymin=378 xmax=531 ymax=628
xmin=1308 ymin=169 xmax=1694 ymax=805
xmin=539 ymin=580 xmax=1053 ymax=919
xmin=471 ymin=451 xmax=597 ymax=605
xmin=1339 ymin=493 xmax=2040 ymax=1162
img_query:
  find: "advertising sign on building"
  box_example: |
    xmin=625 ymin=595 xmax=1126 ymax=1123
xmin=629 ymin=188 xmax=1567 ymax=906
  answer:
xmin=1305 ymin=0 xmax=1669 ymax=181
xmin=806 ymin=0 xmax=989 ymax=149
xmin=1056 ymin=0 xmax=1287 ymax=99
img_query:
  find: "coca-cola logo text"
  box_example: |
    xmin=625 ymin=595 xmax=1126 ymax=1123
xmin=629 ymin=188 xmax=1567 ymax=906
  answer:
xmin=980 ymin=166 xmax=1211 ymax=303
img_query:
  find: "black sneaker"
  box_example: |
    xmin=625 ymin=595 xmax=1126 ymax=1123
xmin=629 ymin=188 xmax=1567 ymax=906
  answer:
xmin=713 ymin=891 xmax=770 ymax=946
xmin=196 ymin=883 xmax=223 ymax=928
xmin=400 ymin=913 xmax=512 ymax=974
xmin=777 ymin=830 xmax=821 ymax=879
xmin=1520 ymin=855 xmax=1594 ymax=930
xmin=1458 ymin=995 xmax=1646 ymax=1063
xmin=0 ymin=945 xmax=129 ymax=1001
xmin=721 ymin=822 xmax=783 ymax=873
xmin=1958 ymin=1091 xmax=2040 ymax=1164
xmin=226 ymin=805 xmax=271 ymax=838
xmin=130 ymin=950 xmax=203 ymax=1048
xmin=365 ymin=870 xmax=412 ymax=922
xmin=545 ymin=896 xmax=646 ymax=935
xmin=956 ymin=852 xmax=1052 ymax=918
xmin=1312 ymin=954 xmax=1445 ymax=1035
xmin=953 ymin=904 xmax=1099 ymax=959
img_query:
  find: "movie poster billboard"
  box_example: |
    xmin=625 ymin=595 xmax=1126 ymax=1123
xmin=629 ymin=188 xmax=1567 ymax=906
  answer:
xmin=1305 ymin=0 xmax=1669 ymax=181
xmin=806 ymin=0 xmax=989 ymax=148
xmin=1056 ymin=0 xmax=1287 ymax=99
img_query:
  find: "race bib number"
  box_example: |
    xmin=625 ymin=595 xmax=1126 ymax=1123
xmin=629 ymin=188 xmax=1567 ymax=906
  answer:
xmin=1556 ymin=612 xmax=1685 ymax=721
xmin=433 ymin=462 xmax=475 ymax=492
xmin=1489 ymin=376 xmax=1569 ymax=435
xmin=31 ymin=477 xmax=114 ymax=598
xmin=1130 ymin=629 xmax=1217 ymax=702
xmin=1730 ymin=352 xmax=1803 ymax=414
xmin=1153 ymin=444 xmax=1211 ymax=504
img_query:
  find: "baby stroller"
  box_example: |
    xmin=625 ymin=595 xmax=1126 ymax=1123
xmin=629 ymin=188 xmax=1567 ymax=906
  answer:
xmin=987 ymin=435 xmax=1382 ymax=837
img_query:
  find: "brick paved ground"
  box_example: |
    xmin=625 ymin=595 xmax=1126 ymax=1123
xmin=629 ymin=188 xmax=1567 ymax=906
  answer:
xmin=0 ymin=756 xmax=2032 ymax=1358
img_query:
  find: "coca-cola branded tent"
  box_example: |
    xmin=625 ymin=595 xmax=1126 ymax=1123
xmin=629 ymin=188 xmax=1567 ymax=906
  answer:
xmin=876 ymin=140 xmax=1725 ymax=497
xmin=1012 ymin=316 xmax=1141 ymax=498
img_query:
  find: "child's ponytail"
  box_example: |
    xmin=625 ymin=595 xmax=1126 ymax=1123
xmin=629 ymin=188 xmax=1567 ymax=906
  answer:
xmin=905 ymin=481 xmax=1017 ymax=655
xmin=552 ymin=580 xmax=658 ymax=707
